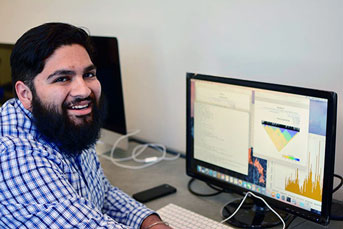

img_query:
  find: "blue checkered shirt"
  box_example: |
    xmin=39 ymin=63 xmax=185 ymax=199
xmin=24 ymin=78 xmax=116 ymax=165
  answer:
xmin=0 ymin=99 xmax=154 ymax=228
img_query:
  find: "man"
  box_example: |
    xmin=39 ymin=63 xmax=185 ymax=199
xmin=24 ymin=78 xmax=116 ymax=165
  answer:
xmin=0 ymin=22 xmax=170 ymax=228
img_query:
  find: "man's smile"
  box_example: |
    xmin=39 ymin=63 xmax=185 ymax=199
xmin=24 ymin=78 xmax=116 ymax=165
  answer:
xmin=67 ymin=100 xmax=93 ymax=117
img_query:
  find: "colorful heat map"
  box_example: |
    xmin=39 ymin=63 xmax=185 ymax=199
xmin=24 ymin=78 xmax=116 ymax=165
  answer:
xmin=263 ymin=124 xmax=299 ymax=152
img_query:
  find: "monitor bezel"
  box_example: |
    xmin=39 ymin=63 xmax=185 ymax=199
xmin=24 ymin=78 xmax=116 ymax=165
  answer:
xmin=89 ymin=36 xmax=127 ymax=135
xmin=0 ymin=43 xmax=14 ymax=49
xmin=0 ymin=43 xmax=15 ymax=103
xmin=186 ymin=72 xmax=337 ymax=225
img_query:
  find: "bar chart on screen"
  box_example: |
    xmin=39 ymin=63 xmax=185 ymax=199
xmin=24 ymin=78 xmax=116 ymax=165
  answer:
xmin=285 ymin=137 xmax=324 ymax=201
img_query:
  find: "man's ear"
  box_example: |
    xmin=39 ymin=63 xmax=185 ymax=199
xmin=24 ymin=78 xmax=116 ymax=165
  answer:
xmin=15 ymin=81 xmax=33 ymax=110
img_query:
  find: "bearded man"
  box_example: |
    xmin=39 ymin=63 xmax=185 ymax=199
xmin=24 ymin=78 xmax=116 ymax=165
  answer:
xmin=0 ymin=22 xmax=170 ymax=229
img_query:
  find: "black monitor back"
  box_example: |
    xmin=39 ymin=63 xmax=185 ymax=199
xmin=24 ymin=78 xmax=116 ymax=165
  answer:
xmin=90 ymin=36 xmax=127 ymax=135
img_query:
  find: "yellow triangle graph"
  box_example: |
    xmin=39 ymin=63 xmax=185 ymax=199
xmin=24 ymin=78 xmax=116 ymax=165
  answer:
xmin=263 ymin=125 xmax=298 ymax=152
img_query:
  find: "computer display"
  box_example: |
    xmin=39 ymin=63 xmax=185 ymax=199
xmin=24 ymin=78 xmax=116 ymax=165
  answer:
xmin=0 ymin=43 xmax=15 ymax=105
xmin=186 ymin=73 xmax=337 ymax=226
xmin=90 ymin=36 xmax=127 ymax=136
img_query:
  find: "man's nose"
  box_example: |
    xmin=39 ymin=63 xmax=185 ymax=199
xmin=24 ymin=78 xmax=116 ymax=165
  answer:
xmin=70 ymin=76 xmax=91 ymax=98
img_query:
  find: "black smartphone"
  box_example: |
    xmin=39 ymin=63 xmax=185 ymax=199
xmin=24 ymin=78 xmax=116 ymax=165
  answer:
xmin=132 ymin=184 xmax=177 ymax=203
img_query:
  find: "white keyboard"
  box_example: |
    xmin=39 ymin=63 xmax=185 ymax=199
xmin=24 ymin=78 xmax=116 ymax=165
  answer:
xmin=157 ymin=203 xmax=234 ymax=229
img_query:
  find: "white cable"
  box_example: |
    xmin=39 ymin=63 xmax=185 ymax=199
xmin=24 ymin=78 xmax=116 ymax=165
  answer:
xmin=220 ymin=191 xmax=286 ymax=229
xmin=220 ymin=192 xmax=250 ymax=224
xmin=99 ymin=129 xmax=181 ymax=169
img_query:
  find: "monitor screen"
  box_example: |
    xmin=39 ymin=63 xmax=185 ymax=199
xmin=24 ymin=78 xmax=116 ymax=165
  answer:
xmin=186 ymin=73 xmax=337 ymax=226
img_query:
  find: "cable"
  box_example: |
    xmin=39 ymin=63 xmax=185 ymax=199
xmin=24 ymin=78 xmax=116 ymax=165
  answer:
xmin=220 ymin=191 xmax=286 ymax=229
xmin=98 ymin=129 xmax=181 ymax=169
xmin=187 ymin=178 xmax=224 ymax=197
xmin=129 ymin=137 xmax=185 ymax=159
xmin=333 ymin=174 xmax=343 ymax=194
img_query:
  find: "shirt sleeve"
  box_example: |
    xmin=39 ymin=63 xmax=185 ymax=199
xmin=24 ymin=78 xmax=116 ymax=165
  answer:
xmin=95 ymin=153 xmax=155 ymax=228
xmin=0 ymin=139 xmax=150 ymax=229
xmin=101 ymin=175 xmax=155 ymax=228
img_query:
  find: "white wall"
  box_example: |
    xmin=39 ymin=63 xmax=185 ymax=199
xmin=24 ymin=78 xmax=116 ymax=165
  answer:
xmin=1 ymin=0 xmax=342 ymax=199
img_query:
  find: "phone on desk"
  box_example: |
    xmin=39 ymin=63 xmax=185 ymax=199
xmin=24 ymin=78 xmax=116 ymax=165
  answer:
xmin=132 ymin=184 xmax=177 ymax=203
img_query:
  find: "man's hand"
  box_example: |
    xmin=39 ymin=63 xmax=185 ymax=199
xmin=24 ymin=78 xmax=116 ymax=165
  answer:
xmin=141 ymin=214 xmax=172 ymax=229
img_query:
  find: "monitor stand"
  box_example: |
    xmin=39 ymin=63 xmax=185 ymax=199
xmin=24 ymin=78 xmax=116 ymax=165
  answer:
xmin=221 ymin=195 xmax=289 ymax=228
xmin=331 ymin=199 xmax=343 ymax=220
xmin=96 ymin=128 xmax=128 ymax=155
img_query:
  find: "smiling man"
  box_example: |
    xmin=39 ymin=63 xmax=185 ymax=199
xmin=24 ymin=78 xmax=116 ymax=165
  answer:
xmin=0 ymin=23 xmax=170 ymax=229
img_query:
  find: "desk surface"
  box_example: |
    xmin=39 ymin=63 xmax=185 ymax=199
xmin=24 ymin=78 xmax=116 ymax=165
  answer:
xmin=98 ymin=143 xmax=342 ymax=229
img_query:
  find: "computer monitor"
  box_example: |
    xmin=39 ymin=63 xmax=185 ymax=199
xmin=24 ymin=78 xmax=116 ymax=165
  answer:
xmin=186 ymin=72 xmax=337 ymax=227
xmin=89 ymin=36 xmax=128 ymax=152
xmin=0 ymin=43 xmax=15 ymax=105
xmin=0 ymin=39 xmax=128 ymax=151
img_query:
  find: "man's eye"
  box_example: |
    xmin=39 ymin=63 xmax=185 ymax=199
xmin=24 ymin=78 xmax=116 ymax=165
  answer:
xmin=54 ymin=77 xmax=69 ymax=83
xmin=84 ymin=72 xmax=96 ymax=78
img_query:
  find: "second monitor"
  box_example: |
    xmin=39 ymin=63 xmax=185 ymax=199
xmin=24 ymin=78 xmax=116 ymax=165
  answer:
xmin=90 ymin=36 xmax=128 ymax=151
xmin=186 ymin=73 xmax=337 ymax=227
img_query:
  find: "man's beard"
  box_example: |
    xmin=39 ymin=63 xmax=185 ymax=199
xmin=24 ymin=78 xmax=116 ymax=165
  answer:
xmin=31 ymin=91 xmax=105 ymax=155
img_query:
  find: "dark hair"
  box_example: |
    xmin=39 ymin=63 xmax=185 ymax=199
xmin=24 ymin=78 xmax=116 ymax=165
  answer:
xmin=10 ymin=22 xmax=94 ymax=97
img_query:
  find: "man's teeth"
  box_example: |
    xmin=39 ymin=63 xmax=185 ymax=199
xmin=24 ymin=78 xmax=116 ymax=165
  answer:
xmin=71 ymin=104 xmax=89 ymax=110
